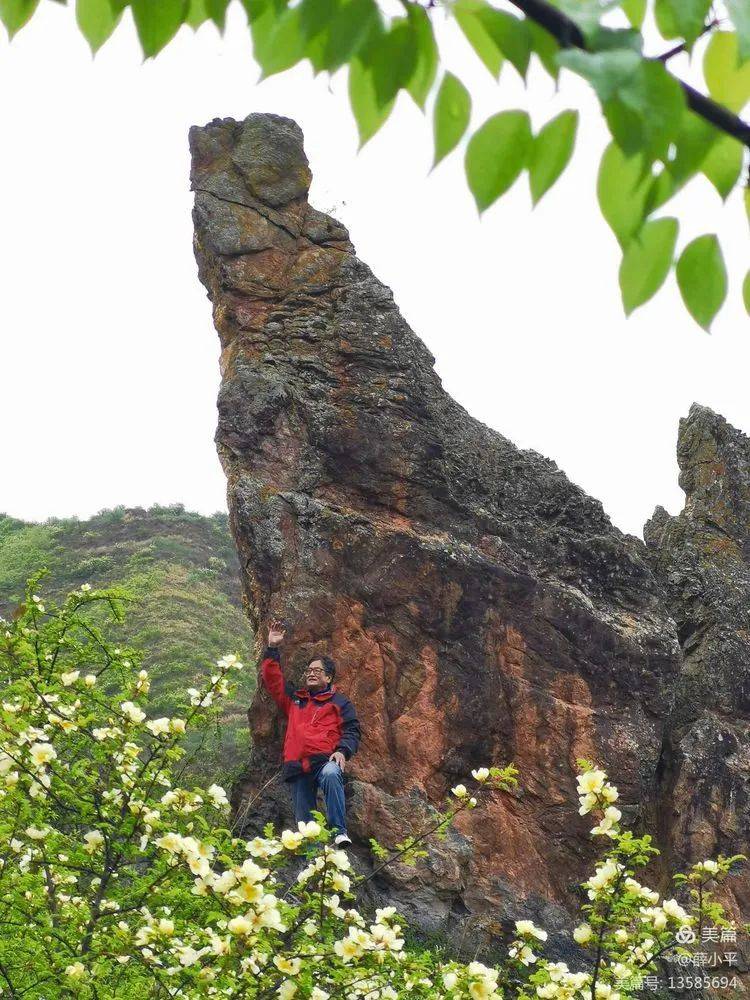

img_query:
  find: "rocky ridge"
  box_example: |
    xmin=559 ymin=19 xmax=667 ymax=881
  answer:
xmin=190 ymin=113 xmax=748 ymax=964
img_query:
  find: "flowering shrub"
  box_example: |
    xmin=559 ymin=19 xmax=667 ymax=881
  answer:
xmin=0 ymin=579 xmax=745 ymax=999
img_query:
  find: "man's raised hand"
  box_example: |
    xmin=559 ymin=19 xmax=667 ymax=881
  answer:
xmin=329 ymin=751 xmax=346 ymax=772
xmin=268 ymin=619 xmax=286 ymax=648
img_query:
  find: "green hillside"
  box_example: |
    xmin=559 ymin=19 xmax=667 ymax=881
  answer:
xmin=0 ymin=504 xmax=255 ymax=783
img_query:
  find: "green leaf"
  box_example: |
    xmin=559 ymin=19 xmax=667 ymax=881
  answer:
xmin=131 ymin=0 xmax=188 ymax=57
xmin=405 ymin=4 xmax=438 ymax=109
xmin=246 ymin=0 xmax=287 ymax=65
xmin=609 ymin=59 xmax=685 ymax=158
xmin=743 ymin=271 xmax=750 ymax=315
xmin=256 ymin=4 xmax=306 ymax=77
xmin=322 ymin=0 xmax=379 ymax=72
xmin=702 ymin=134 xmax=743 ymax=200
xmin=555 ymin=0 xmax=622 ymax=37
xmin=433 ymin=72 xmax=471 ymax=167
xmin=667 ymin=113 xmax=716 ymax=184
xmin=727 ymin=0 xmax=750 ymax=61
xmin=296 ymin=0 xmax=337 ymax=73
xmin=704 ymin=32 xmax=750 ymax=112
xmin=349 ymin=52 xmax=394 ymax=147
xmin=473 ymin=5 xmax=531 ymax=80
xmin=76 ymin=0 xmax=121 ymax=51
xmin=529 ymin=109 xmax=578 ymax=205
xmin=187 ymin=0 xmax=209 ymax=28
xmin=597 ymin=142 xmax=654 ymax=248
xmin=465 ymin=110 xmax=532 ymax=213
xmin=369 ymin=17 xmax=418 ymax=108
xmin=557 ymin=47 xmax=641 ymax=102
xmin=655 ymin=0 xmax=711 ymax=45
xmin=454 ymin=0 xmax=503 ymax=78
xmin=0 ymin=0 xmax=39 ymax=36
xmin=622 ymin=0 xmax=646 ymax=29
xmin=676 ymin=235 xmax=727 ymax=331
xmin=529 ymin=20 xmax=559 ymax=81
xmin=619 ymin=217 xmax=679 ymax=315
xmin=206 ymin=0 xmax=229 ymax=30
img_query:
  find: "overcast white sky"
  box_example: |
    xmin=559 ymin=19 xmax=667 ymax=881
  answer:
xmin=1 ymin=3 xmax=748 ymax=538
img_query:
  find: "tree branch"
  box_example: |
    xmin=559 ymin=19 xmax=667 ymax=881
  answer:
xmin=657 ymin=18 xmax=721 ymax=62
xmin=507 ymin=0 xmax=750 ymax=149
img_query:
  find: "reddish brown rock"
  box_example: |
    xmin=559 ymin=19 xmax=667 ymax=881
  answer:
xmin=190 ymin=114 xmax=746 ymax=957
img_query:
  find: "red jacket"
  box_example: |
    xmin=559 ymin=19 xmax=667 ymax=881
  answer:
xmin=260 ymin=647 xmax=361 ymax=781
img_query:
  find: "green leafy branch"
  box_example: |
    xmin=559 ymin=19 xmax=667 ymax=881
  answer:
xmin=1 ymin=0 xmax=749 ymax=330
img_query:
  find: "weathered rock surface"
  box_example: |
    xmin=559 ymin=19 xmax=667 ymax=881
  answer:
xmin=645 ymin=405 xmax=750 ymax=969
xmin=189 ymin=114 xmax=747 ymax=957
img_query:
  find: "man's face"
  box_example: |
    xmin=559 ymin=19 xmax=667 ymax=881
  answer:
xmin=304 ymin=659 xmax=330 ymax=692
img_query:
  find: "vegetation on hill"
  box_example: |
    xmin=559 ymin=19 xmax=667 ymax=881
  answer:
xmin=0 ymin=504 xmax=255 ymax=781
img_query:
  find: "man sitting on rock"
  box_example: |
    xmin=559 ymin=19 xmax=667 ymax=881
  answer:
xmin=260 ymin=619 xmax=361 ymax=847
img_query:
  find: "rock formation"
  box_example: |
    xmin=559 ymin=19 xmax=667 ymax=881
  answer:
xmin=645 ymin=405 xmax=750 ymax=941
xmin=189 ymin=113 xmax=748 ymax=960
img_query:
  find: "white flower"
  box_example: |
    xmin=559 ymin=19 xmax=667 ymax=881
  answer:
xmin=170 ymin=718 xmax=186 ymax=734
xmin=281 ymin=830 xmax=304 ymax=850
xmin=29 ymin=743 xmax=56 ymax=767
xmin=80 ymin=583 xmax=92 ymax=592
xmin=60 ymin=671 xmax=80 ymax=686
xmin=273 ymin=956 xmax=301 ymax=976
xmin=208 ymin=783 xmax=230 ymax=808
xmin=577 ymin=769 xmax=606 ymax=795
xmin=515 ymin=919 xmax=548 ymax=941
xmin=297 ymin=819 xmax=321 ymax=837
xmin=84 ymin=674 xmax=97 ymax=687
xmin=65 ymin=962 xmax=86 ymax=979
xmin=120 ymin=701 xmax=146 ymax=724
xmin=443 ymin=971 xmax=458 ymax=990
xmin=451 ymin=784 xmax=468 ymax=799
xmin=146 ymin=718 xmax=171 ymax=737
xmin=227 ymin=915 xmax=252 ymax=936
xmin=601 ymin=783 xmax=619 ymax=803
xmin=278 ymin=982 xmax=298 ymax=1000
xmin=662 ymin=898 xmax=690 ymax=923
xmin=537 ymin=985 xmax=559 ymax=998
xmin=573 ymin=923 xmax=592 ymax=944
xmin=697 ymin=859 xmax=719 ymax=874
xmin=83 ymin=830 xmax=104 ymax=854
xmin=471 ymin=767 xmax=490 ymax=782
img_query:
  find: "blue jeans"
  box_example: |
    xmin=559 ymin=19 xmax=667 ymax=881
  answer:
xmin=291 ymin=761 xmax=347 ymax=835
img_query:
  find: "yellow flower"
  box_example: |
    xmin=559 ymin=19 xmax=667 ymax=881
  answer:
xmin=573 ymin=923 xmax=592 ymax=944
xmin=451 ymin=784 xmax=468 ymax=799
xmin=60 ymin=671 xmax=80 ymax=686
xmin=65 ymin=963 xmax=86 ymax=979
xmin=471 ymin=768 xmax=490 ymax=782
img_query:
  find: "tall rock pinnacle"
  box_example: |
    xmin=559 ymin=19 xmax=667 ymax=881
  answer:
xmin=189 ymin=114 xmax=745 ymax=954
